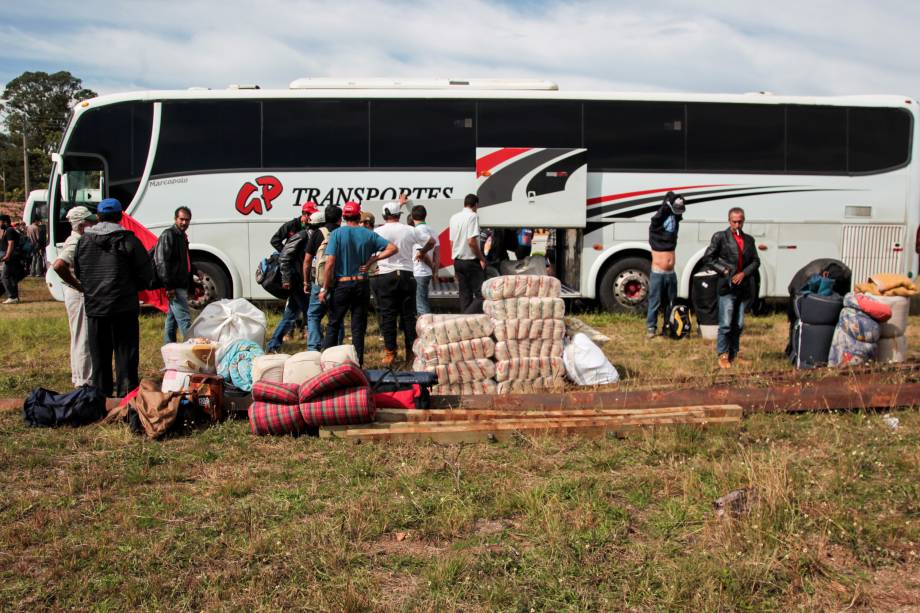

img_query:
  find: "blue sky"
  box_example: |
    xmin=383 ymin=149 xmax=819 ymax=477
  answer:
xmin=1 ymin=0 xmax=918 ymax=98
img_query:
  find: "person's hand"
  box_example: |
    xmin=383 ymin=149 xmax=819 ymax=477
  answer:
xmin=358 ymin=259 xmax=371 ymax=273
xmin=319 ymin=288 xmax=327 ymax=303
xmin=282 ymin=282 xmax=290 ymax=290
xmin=303 ymin=282 xmax=310 ymax=294
xmin=479 ymin=258 xmax=487 ymax=270
xmin=167 ymin=289 xmax=176 ymax=299
xmin=414 ymin=252 xmax=425 ymax=262
xmin=731 ymin=272 xmax=745 ymax=285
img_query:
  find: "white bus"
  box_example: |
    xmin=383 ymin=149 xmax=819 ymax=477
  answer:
xmin=45 ymin=79 xmax=920 ymax=311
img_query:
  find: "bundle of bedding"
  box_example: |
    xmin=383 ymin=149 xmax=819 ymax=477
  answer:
xmin=828 ymin=293 xmax=892 ymax=367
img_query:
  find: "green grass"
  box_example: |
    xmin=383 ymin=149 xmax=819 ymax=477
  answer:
xmin=2 ymin=279 xmax=920 ymax=609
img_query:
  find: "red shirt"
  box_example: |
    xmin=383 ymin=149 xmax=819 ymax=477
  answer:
xmin=731 ymin=231 xmax=745 ymax=273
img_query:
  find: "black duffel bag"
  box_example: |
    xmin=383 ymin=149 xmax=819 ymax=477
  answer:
xmin=365 ymin=369 xmax=438 ymax=409
xmin=255 ymin=252 xmax=290 ymax=300
xmin=23 ymin=385 xmax=107 ymax=427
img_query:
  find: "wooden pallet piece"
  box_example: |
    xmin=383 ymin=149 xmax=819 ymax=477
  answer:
xmin=375 ymin=404 xmax=741 ymax=423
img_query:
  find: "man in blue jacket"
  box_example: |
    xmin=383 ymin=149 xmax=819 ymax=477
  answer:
xmin=646 ymin=192 xmax=685 ymax=338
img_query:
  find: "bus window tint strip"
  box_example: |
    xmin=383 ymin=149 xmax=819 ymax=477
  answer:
xmin=370 ymin=99 xmax=475 ymax=168
xmin=263 ymin=99 xmax=369 ymax=168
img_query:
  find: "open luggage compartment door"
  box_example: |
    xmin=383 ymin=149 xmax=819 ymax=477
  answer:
xmin=475 ymin=147 xmax=586 ymax=228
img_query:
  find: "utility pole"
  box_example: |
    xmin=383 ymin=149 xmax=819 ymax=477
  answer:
xmin=21 ymin=129 xmax=29 ymax=197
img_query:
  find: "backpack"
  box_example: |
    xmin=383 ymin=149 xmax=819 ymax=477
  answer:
xmin=256 ymin=252 xmax=289 ymax=299
xmin=17 ymin=235 xmax=34 ymax=259
xmin=147 ymin=243 xmax=165 ymax=290
xmin=664 ymin=300 xmax=693 ymax=339
xmin=312 ymin=227 xmax=332 ymax=282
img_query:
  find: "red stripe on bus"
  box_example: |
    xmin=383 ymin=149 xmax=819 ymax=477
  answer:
xmin=476 ymin=147 xmax=531 ymax=178
xmin=586 ymin=184 xmax=732 ymax=206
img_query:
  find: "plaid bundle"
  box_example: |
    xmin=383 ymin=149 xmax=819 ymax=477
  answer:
xmin=248 ymin=401 xmax=307 ymax=436
xmin=300 ymin=386 xmax=374 ymax=426
xmin=299 ymin=364 xmax=369 ymax=404
xmin=252 ymin=380 xmax=300 ymax=404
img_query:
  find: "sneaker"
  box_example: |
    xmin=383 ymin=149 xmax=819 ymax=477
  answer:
xmin=646 ymin=328 xmax=656 ymax=339
xmin=718 ymin=353 xmax=731 ymax=369
xmin=2 ymin=298 xmax=19 ymax=304
xmin=382 ymin=349 xmax=397 ymax=368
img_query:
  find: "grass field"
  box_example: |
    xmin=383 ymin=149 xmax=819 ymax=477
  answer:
xmin=1 ymin=278 xmax=919 ymax=610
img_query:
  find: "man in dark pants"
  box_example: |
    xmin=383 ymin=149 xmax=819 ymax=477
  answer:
xmin=155 ymin=206 xmax=194 ymax=343
xmin=319 ymin=201 xmax=396 ymax=366
xmin=646 ymin=191 xmax=685 ymax=338
xmin=0 ymin=215 xmax=22 ymax=304
xmin=703 ymin=207 xmax=761 ymax=369
xmin=267 ymin=201 xmax=318 ymax=349
xmin=74 ymin=198 xmax=153 ymax=396
xmin=449 ymin=194 xmax=486 ymax=313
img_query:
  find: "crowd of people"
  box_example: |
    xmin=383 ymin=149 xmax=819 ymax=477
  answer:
xmin=0 ymin=215 xmax=48 ymax=304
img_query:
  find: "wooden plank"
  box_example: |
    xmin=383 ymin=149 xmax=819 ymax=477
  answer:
xmin=375 ymin=404 xmax=741 ymax=423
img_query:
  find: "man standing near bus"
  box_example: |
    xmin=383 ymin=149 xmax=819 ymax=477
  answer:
xmin=319 ymin=201 xmax=396 ymax=366
xmin=449 ymin=194 xmax=486 ymax=313
xmin=646 ymin=191 xmax=685 ymax=339
xmin=703 ymin=207 xmax=760 ymax=369
xmin=155 ymin=206 xmax=194 ymax=343
xmin=409 ymin=204 xmax=439 ymax=316
xmin=0 ymin=215 xmax=22 ymax=304
xmin=303 ymin=206 xmax=344 ymax=351
xmin=373 ymin=200 xmax=436 ymax=366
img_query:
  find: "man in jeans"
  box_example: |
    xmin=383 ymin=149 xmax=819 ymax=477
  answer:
xmin=703 ymin=207 xmax=761 ymax=369
xmin=449 ymin=194 xmax=486 ymax=313
xmin=372 ymin=200 xmax=436 ymax=365
xmin=303 ymin=206 xmax=344 ymax=351
xmin=156 ymin=206 xmax=194 ymax=343
xmin=646 ymin=191 xmax=685 ymax=338
xmin=319 ymin=201 xmax=396 ymax=366
xmin=409 ymin=204 xmax=439 ymax=316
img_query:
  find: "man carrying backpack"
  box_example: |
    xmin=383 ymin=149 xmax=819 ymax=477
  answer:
xmin=303 ymin=205 xmax=344 ymax=351
xmin=646 ymin=191 xmax=685 ymax=339
xmin=266 ymin=201 xmax=318 ymax=351
xmin=155 ymin=206 xmax=193 ymax=343
xmin=0 ymin=214 xmax=22 ymax=304
xmin=74 ymin=198 xmax=153 ymax=396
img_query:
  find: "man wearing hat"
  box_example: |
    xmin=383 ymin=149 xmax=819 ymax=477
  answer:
xmin=271 ymin=201 xmax=318 ymax=252
xmin=51 ymin=206 xmax=97 ymax=387
xmin=319 ymin=201 xmax=396 ymax=366
xmin=646 ymin=191 xmax=686 ymax=339
xmin=303 ymin=205 xmax=343 ymax=351
xmin=372 ymin=199 xmax=436 ymax=366
xmin=74 ymin=198 xmax=153 ymax=396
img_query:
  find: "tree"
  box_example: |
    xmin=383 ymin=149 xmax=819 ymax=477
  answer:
xmin=1 ymin=71 xmax=96 ymax=196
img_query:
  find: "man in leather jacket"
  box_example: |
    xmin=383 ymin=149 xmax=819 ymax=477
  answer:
xmin=156 ymin=206 xmax=193 ymax=343
xmin=702 ymin=207 xmax=760 ymax=369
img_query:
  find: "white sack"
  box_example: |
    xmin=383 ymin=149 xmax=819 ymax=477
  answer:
xmin=877 ymin=335 xmax=908 ymax=363
xmin=870 ymin=295 xmax=910 ymax=338
xmin=563 ymin=333 xmax=619 ymax=386
xmin=190 ymin=299 xmax=267 ymax=357
xmin=321 ymin=345 xmax=359 ymax=370
xmin=252 ymin=354 xmax=289 ymax=384
xmin=283 ymin=351 xmax=323 ymax=385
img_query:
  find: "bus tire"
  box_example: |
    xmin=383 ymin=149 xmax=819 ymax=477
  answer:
xmin=191 ymin=258 xmax=231 ymax=309
xmin=598 ymin=257 xmax=651 ymax=313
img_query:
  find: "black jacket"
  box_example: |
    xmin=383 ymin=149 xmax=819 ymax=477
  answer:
xmin=279 ymin=228 xmax=312 ymax=286
xmin=703 ymin=228 xmax=761 ymax=299
xmin=648 ymin=202 xmax=682 ymax=252
xmin=270 ymin=218 xmax=303 ymax=252
xmin=154 ymin=224 xmax=191 ymax=290
xmin=75 ymin=222 xmax=154 ymax=316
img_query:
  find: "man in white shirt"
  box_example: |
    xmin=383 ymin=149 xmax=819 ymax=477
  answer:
xmin=51 ymin=206 xmax=97 ymax=387
xmin=373 ymin=200 xmax=436 ymax=366
xmin=449 ymin=193 xmax=486 ymax=313
xmin=409 ymin=204 xmax=439 ymax=316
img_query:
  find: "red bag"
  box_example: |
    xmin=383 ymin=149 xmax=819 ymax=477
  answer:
xmin=373 ymin=384 xmax=420 ymax=409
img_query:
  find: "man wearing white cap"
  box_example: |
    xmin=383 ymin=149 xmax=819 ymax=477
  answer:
xmin=51 ymin=206 xmax=97 ymax=387
xmin=372 ymin=198 xmax=436 ymax=366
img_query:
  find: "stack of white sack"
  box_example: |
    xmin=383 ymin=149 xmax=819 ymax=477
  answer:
xmin=482 ymin=275 xmax=566 ymax=394
xmin=412 ymin=314 xmax=497 ymax=395
xmin=873 ymin=295 xmax=910 ymax=362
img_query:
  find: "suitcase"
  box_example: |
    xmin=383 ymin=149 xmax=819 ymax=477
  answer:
xmin=791 ymin=321 xmax=835 ymax=369
xmin=794 ymin=293 xmax=843 ymax=325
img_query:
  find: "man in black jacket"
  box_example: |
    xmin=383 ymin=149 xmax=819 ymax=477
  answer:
xmin=703 ymin=207 xmax=761 ymax=369
xmin=74 ymin=198 xmax=153 ymax=396
xmin=155 ymin=206 xmax=193 ymax=343
xmin=270 ymin=201 xmax=317 ymax=252
xmin=646 ymin=191 xmax=685 ymax=338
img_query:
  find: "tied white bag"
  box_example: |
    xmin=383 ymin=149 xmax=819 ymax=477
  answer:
xmin=563 ymin=333 xmax=619 ymax=386
xmin=283 ymin=351 xmax=323 ymax=385
xmin=190 ymin=299 xmax=268 ymax=355
xmin=252 ymin=354 xmax=290 ymax=384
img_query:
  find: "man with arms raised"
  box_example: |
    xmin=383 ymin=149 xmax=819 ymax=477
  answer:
xmin=646 ymin=191 xmax=685 ymax=338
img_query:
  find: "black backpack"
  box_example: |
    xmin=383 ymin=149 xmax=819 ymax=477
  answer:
xmin=256 ymin=252 xmax=289 ymax=299
xmin=664 ymin=300 xmax=693 ymax=339
xmin=23 ymin=385 xmax=107 ymax=427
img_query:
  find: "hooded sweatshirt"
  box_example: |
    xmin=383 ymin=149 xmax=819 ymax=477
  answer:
xmin=74 ymin=221 xmax=154 ymax=317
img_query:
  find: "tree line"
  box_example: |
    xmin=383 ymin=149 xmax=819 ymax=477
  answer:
xmin=0 ymin=70 xmax=96 ymax=202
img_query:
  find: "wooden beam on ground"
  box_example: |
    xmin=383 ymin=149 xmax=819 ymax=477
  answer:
xmin=375 ymin=404 xmax=741 ymax=423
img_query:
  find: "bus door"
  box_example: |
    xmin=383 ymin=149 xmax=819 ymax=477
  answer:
xmin=475 ymin=147 xmax=587 ymax=228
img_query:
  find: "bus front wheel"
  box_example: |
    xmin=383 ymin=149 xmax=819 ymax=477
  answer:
xmin=191 ymin=259 xmax=230 ymax=309
xmin=598 ymin=257 xmax=651 ymax=313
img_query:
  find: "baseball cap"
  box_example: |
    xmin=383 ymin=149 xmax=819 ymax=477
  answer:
xmin=342 ymin=201 xmax=361 ymax=217
xmin=310 ymin=210 xmax=326 ymax=225
xmin=97 ymin=198 xmax=123 ymax=214
xmin=302 ymin=200 xmax=319 ymax=215
xmin=382 ymin=201 xmax=402 ymax=217
xmin=359 ymin=210 xmax=375 ymax=226
xmin=66 ymin=206 xmax=97 ymax=223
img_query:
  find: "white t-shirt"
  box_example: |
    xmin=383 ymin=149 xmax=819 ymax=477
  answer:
xmin=412 ymin=223 xmax=439 ymax=277
xmin=449 ymin=208 xmax=480 ymax=260
xmin=374 ymin=221 xmax=427 ymax=274
xmin=57 ymin=231 xmax=82 ymax=289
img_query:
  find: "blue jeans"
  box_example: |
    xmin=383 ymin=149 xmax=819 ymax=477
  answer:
xmin=267 ymin=287 xmax=310 ymax=352
xmin=415 ymin=275 xmax=432 ymax=315
xmin=307 ymin=282 xmax=343 ymax=351
xmin=164 ymin=288 xmax=193 ymax=343
xmin=646 ymin=271 xmax=677 ymax=331
xmin=717 ymin=293 xmax=747 ymax=359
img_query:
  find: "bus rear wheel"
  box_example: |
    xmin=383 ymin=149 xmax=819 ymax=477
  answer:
xmin=599 ymin=257 xmax=651 ymax=313
xmin=190 ymin=259 xmax=230 ymax=309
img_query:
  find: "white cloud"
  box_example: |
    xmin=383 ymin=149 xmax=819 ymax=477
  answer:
xmin=1 ymin=0 xmax=918 ymax=98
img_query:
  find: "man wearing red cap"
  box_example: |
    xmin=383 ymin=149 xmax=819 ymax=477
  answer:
xmin=319 ymin=201 xmax=396 ymax=365
xmin=267 ymin=201 xmax=317 ymax=352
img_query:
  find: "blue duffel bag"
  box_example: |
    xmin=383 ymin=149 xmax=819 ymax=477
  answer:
xmin=23 ymin=385 xmax=107 ymax=427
